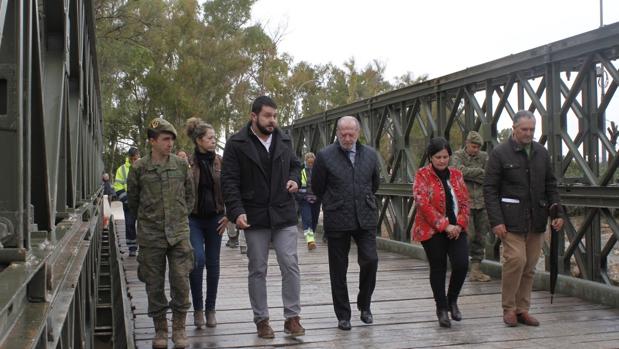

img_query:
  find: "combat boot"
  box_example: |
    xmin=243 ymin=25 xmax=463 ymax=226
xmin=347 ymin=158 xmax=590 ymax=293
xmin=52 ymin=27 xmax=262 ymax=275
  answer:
xmin=469 ymin=261 xmax=491 ymax=282
xmin=172 ymin=312 xmax=188 ymax=348
xmin=152 ymin=316 xmax=168 ymax=349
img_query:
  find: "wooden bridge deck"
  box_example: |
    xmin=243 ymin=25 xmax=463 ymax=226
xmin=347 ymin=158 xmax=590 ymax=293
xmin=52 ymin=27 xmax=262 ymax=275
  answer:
xmin=114 ymin=217 xmax=619 ymax=348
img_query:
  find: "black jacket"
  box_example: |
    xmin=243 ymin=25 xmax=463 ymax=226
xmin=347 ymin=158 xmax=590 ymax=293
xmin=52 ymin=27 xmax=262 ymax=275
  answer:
xmin=221 ymin=123 xmax=301 ymax=230
xmin=483 ymin=137 xmax=561 ymax=234
xmin=311 ymin=141 xmax=380 ymax=233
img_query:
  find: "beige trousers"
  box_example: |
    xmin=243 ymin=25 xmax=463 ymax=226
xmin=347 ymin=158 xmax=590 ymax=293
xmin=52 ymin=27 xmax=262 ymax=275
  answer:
xmin=501 ymin=231 xmax=545 ymax=313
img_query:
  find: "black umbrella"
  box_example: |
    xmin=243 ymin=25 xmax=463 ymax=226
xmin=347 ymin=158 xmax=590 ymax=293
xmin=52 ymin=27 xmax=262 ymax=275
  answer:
xmin=549 ymin=204 xmax=561 ymax=304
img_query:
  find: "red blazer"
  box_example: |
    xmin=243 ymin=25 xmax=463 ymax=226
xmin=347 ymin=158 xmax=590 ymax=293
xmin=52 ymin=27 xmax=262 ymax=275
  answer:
xmin=411 ymin=164 xmax=470 ymax=242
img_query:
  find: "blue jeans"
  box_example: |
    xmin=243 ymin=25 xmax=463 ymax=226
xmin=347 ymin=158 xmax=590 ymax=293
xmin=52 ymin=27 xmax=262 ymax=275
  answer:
xmin=189 ymin=215 xmax=223 ymax=311
xmin=122 ymin=203 xmax=137 ymax=252
xmin=300 ymin=199 xmax=321 ymax=232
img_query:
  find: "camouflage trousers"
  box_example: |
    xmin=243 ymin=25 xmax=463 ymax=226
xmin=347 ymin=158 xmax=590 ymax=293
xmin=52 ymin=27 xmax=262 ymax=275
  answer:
xmin=137 ymin=239 xmax=194 ymax=318
xmin=467 ymin=208 xmax=490 ymax=262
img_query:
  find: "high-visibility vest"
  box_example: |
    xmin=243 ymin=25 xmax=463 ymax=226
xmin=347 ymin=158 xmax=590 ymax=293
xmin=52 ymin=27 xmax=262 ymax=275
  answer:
xmin=113 ymin=158 xmax=131 ymax=193
xmin=301 ymin=168 xmax=308 ymax=188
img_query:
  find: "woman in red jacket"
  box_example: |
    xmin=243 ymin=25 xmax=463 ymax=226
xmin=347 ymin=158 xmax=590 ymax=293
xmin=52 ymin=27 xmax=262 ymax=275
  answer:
xmin=412 ymin=137 xmax=470 ymax=328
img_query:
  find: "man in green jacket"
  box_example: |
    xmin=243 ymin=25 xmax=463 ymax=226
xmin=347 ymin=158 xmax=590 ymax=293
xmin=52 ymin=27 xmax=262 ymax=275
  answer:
xmin=114 ymin=147 xmax=140 ymax=256
xmin=127 ymin=118 xmax=195 ymax=348
xmin=451 ymin=131 xmax=492 ymax=282
xmin=484 ymin=110 xmax=564 ymax=327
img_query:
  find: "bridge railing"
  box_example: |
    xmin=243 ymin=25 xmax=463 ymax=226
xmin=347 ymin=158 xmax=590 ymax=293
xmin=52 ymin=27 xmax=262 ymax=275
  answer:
xmin=288 ymin=23 xmax=619 ymax=289
xmin=0 ymin=0 xmax=133 ymax=347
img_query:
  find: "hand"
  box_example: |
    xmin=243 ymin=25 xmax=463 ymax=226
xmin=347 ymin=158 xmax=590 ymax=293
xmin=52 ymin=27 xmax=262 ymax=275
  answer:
xmin=217 ymin=216 xmax=229 ymax=236
xmin=235 ymin=214 xmax=250 ymax=229
xmin=286 ymin=180 xmax=298 ymax=193
xmin=492 ymin=224 xmax=507 ymax=240
xmin=445 ymin=225 xmax=461 ymax=239
xmin=551 ymin=218 xmax=564 ymax=231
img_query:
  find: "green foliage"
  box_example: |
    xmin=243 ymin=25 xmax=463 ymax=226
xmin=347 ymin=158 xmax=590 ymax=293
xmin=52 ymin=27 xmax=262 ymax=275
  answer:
xmin=95 ymin=0 xmax=428 ymax=173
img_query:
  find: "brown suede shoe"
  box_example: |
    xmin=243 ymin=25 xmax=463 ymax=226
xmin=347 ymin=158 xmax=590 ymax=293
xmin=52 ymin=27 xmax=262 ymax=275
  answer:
xmin=517 ymin=312 xmax=540 ymax=326
xmin=256 ymin=319 xmax=275 ymax=339
xmin=284 ymin=316 xmax=305 ymax=337
xmin=503 ymin=310 xmax=518 ymax=327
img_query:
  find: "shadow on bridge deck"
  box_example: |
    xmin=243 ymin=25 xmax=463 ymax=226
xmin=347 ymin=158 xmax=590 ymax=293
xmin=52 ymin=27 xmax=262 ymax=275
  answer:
xmin=111 ymin=211 xmax=619 ymax=348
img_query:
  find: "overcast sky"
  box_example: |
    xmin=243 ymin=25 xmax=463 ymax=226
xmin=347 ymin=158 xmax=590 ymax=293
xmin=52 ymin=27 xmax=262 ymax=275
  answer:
xmin=251 ymin=0 xmax=619 ymax=81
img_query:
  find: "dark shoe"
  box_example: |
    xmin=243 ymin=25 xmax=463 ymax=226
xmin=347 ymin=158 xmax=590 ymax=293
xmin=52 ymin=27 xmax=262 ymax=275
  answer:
xmin=517 ymin=312 xmax=540 ymax=326
xmin=226 ymin=238 xmax=238 ymax=248
xmin=284 ymin=316 xmax=305 ymax=337
xmin=448 ymin=302 xmax=462 ymax=321
xmin=337 ymin=319 xmax=351 ymax=331
xmin=256 ymin=319 xmax=275 ymax=338
xmin=503 ymin=310 xmax=518 ymax=327
xmin=437 ymin=309 xmax=451 ymax=328
xmin=128 ymin=250 xmax=136 ymax=257
xmin=360 ymin=310 xmax=373 ymax=324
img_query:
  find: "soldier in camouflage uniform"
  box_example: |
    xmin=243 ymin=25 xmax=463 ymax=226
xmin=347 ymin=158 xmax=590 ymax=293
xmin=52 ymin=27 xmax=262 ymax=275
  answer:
xmin=127 ymin=118 xmax=195 ymax=348
xmin=451 ymin=131 xmax=492 ymax=282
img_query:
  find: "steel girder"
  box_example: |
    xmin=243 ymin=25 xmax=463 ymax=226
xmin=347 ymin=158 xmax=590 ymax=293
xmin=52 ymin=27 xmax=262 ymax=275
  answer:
xmin=287 ymin=23 xmax=619 ymax=286
xmin=0 ymin=0 xmax=110 ymax=347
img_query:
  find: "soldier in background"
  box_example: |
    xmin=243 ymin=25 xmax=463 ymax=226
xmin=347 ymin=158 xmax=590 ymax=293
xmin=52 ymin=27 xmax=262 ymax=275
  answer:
xmin=127 ymin=118 xmax=195 ymax=348
xmin=451 ymin=131 xmax=492 ymax=282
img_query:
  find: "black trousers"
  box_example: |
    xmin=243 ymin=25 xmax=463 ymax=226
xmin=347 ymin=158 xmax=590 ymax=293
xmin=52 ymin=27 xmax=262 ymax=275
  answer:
xmin=421 ymin=232 xmax=469 ymax=310
xmin=327 ymin=229 xmax=379 ymax=321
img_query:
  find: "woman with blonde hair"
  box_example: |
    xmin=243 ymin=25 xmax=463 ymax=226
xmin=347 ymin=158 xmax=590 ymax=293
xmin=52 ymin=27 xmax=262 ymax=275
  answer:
xmin=185 ymin=117 xmax=228 ymax=328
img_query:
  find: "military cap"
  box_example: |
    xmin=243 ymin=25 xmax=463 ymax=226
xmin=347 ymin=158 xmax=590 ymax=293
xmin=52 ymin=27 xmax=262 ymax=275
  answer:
xmin=148 ymin=118 xmax=177 ymax=139
xmin=466 ymin=131 xmax=483 ymax=145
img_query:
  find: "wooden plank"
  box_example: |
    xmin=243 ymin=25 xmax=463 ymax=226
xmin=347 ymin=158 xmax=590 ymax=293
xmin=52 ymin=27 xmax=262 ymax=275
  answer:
xmin=116 ymin=221 xmax=619 ymax=348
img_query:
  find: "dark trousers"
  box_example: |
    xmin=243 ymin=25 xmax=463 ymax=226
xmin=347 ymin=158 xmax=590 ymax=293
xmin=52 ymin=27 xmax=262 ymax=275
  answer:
xmin=122 ymin=203 xmax=137 ymax=252
xmin=300 ymin=200 xmax=321 ymax=232
xmin=189 ymin=215 xmax=223 ymax=311
xmin=421 ymin=233 xmax=469 ymax=310
xmin=327 ymin=229 xmax=378 ymax=321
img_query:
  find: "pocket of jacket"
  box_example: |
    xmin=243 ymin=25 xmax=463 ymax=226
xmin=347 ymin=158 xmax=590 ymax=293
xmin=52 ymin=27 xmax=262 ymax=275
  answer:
xmin=365 ymin=195 xmax=377 ymax=210
xmin=323 ymin=200 xmax=343 ymax=211
xmin=500 ymin=200 xmax=523 ymax=230
xmin=176 ymin=198 xmax=187 ymax=215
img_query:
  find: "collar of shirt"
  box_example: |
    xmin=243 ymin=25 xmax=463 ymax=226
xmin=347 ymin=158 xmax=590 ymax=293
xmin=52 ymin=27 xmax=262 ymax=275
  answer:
xmin=250 ymin=126 xmax=273 ymax=152
xmin=341 ymin=143 xmax=357 ymax=154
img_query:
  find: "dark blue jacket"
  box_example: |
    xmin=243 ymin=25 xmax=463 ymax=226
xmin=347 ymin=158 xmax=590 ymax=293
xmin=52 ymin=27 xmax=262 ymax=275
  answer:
xmin=311 ymin=141 xmax=380 ymax=233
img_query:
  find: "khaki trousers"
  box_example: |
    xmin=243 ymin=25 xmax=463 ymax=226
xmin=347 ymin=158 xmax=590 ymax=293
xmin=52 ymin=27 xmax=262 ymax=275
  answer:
xmin=501 ymin=231 xmax=545 ymax=313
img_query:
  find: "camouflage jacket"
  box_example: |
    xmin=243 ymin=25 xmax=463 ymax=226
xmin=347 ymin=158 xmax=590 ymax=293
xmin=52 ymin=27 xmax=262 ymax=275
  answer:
xmin=451 ymin=148 xmax=487 ymax=209
xmin=127 ymin=153 xmax=195 ymax=247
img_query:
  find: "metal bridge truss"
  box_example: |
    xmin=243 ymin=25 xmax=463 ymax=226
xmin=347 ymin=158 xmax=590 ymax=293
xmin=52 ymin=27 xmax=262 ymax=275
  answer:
xmin=289 ymin=23 xmax=619 ymax=287
xmin=0 ymin=0 xmax=128 ymax=347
